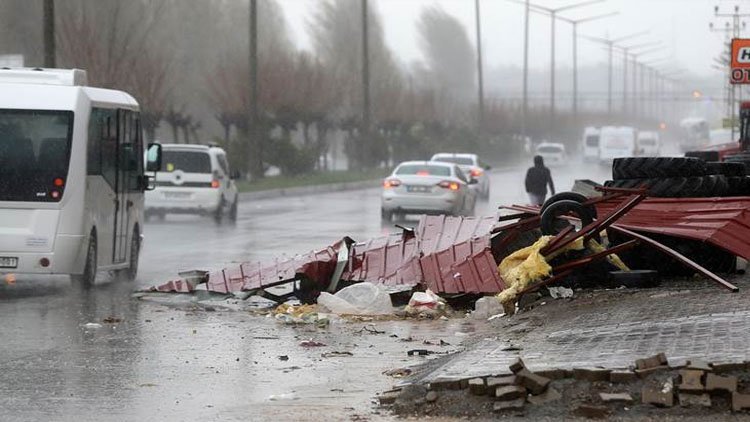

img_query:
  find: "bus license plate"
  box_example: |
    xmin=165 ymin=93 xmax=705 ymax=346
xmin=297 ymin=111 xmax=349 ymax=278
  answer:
xmin=407 ymin=186 xmax=430 ymax=193
xmin=0 ymin=257 xmax=18 ymax=268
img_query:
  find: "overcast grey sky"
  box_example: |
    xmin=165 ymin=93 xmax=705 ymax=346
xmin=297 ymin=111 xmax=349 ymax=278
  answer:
xmin=279 ymin=0 xmax=734 ymax=77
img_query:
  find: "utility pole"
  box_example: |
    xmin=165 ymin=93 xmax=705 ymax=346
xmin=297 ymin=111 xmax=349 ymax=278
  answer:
xmin=710 ymin=5 xmax=749 ymax=140
xmin=43 ymin=0 xmax=55 ymax=68
xmin=361 ymin=0 xmax=371 ymax=167
xmin=522 ymin=0 xmax=529 ymax=145
xmin=248 ymin=0 xmax=261 ymax=178
xmin=580 ymin=30 xmax=648 ymax=118
xmin=515 ymin=0 xmax=603 ymax=139
xmin=475 ymin=0 xmax=485 ymax=134
xmin=557 ymin=12 xmax=617 ymax=128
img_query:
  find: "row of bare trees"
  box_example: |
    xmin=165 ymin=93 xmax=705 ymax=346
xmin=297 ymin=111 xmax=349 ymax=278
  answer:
xmin=0 ymin=0 xmax=584 ymax=178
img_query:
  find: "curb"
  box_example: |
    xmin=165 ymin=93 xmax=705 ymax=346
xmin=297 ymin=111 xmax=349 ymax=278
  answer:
xmin=239 ymin=179 xmax=381 ymax=201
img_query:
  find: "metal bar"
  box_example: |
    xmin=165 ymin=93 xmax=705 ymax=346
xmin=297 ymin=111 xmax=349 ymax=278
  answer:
xmin=539 ymin=225 xmax=575 ymax=255
xmin=517 ymin=269 xmax=574 ymax=295
xmin=491 ymin=216 xmax=541 ymax=234
xmin=497 ymin=212 xmax=534 ymax=222
xmin=552 ymin=239 xmax=639 ymax=273
xmin=610 ymin=225 xmax=739 ymax=292
xmin=543 ymin=194 xmax=645 ymax=256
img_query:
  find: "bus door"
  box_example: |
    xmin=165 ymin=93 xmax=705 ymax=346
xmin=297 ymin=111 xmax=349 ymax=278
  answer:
xmin=113 ymin=110 xmax=137 ymax=264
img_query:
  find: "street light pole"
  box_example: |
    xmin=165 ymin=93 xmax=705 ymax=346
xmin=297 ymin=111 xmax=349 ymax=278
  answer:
xmin=522 ymin=0 xmax=529 ymax=143
xmin=43 ymin=0 xmax=55 ymax=68
xmin=475 ymin=0 xmax=485 ymax=134
xmin=361 ymin=0 xmax=371 ymax=167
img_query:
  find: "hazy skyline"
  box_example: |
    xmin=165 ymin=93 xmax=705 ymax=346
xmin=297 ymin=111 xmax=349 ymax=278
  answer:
xmin=279 ymin=0 xmax=732 ymax=78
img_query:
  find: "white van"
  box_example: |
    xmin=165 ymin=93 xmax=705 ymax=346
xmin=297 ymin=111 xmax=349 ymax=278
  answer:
xmin=146 ymin=144 xmax=239 ymax=222
xmin=636 ymin=131 xmax=660 ymax=156
xmin=0 ymin=68 xmax=161 ymax=287
xmin=599 ymin=126 xmax=637 ymax=162
xmin=582 ymin=127 xmax=600 ymax=162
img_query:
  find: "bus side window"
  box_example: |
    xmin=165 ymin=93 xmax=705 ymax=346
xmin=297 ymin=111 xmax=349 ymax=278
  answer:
xmin=100 ymin=111 xmax=118 ymax=188
xmin=87 ymin=109 xmax=103 ymax=175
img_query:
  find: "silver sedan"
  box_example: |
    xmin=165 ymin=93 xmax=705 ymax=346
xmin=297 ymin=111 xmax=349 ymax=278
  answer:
xmin=381 ymin=161 xmax=477 ymax=222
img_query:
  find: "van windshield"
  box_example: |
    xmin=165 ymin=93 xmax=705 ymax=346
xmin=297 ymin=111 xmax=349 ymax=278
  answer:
xmin=0 ymin=110 xmax=73 ymax=202
xmin=162 ymin=150 xmax=211 ymax=174
xmin=585 ymin=135 xmax=599 ymax=147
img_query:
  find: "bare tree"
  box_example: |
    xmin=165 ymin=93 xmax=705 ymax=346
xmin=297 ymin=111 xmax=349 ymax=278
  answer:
xmin=417 ymin=6 xmax=477 ymax=124
xmin=56 ymin=0 xmax=172 ymax=140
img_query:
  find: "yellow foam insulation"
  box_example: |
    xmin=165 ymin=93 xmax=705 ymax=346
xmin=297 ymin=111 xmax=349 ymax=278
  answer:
xmin=586 ymin=239 xmax=630 ymax=272
xmin=496 ymin=235 xmax=586 ymax=307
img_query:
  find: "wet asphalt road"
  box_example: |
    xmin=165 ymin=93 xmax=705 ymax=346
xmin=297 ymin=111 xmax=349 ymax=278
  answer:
xmin=0 ymin=160 xmax=613 ymax=421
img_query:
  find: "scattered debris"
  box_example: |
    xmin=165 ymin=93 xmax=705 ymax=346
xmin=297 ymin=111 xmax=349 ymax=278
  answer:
xmin=404 ymin=290 xmax=446 ymax=317
xmin=83 ymin=322 xmax=102 ymax=329
xmin=102 ymin=316 xmax=122 ymax=324
xmin=548 ymin=286 xmax=574 ymax=299
xmin=383 ymin=368 xmax=412 ymax=378
xmin=317 ymin=282 xmax=393 ymax=316
xmin=321 ymin=351 xmax=353 ymax=358
xmin=299 ymin=340 xmax=326 ymax=347
xmin=407 ymin=349 xmax=436 ymax=357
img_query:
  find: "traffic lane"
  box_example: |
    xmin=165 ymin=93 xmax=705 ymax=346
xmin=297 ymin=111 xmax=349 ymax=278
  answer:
xmin=138 ymin=160 xmax=612 ymax=285
xmin=0 ymin=282 xmax=479 ymax=421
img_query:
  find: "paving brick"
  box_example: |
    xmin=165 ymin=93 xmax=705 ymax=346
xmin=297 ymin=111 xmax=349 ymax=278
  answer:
xmin=609 ymin=370 xmax=638 ymax=383
xmin=635 ymin=353 xmax=668 ymax=370
xmin=535 ymin=368 xmax=569 ymax=380
xmin=515 ymin=368 xmax=550 ymax=395
xmin=573 ymin=367 xmax=611 ymax=382
xmin=495 ymin=385 xmax=527 ymax=401
xmin=428 ymin=378 xmax=464 ymax=391
xmin=509 ymin=358 xmax=526 ymax=374
xmin=426 ymin=391 xmax=439 ymax=403
xmin=493 ymin=398 xmax=525 ymax=412
xmin=599 ymin=392 xmax=633 ymax=404
xmin=573 ymin=405 xmax=609 ymax=419
xmin=732 ymin=392 xmax=750 ymax=412
xmin=687 ymin=359 xmax=712 ymax=372
xmin=635 ymin=365 xmax=668 ymax=379
xmin=378 ymin=390 xmax=402 ymax=405
xmin=711 ymin=361 xmax=746 ymax=374
xmin=642 ymin=382 xmax=675 ymax=407
xmin=527 ymin=387 xmax=561 ymax=405
xmin=468 ymin=378 xmax=486 ymax=396
xmin=486 ymin=375 xmax=517 ymax=395
xmin=678 ymin=369 xmax=705 ymax=393
xmin=705 ymin=373 xmax=738 ymax=393
xmin=679 ymin=393 xmax=711 ymax=408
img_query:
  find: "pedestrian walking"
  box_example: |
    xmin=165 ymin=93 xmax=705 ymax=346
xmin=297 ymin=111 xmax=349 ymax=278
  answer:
xmin=525 ymin=155 xmax=555 ymax=206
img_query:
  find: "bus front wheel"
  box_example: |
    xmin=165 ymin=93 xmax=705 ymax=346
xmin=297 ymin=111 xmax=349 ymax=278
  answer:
xmin=72 ymin=232 xmax=97 ymax=288
xmin=118 ymin=228 xmax=140 ymax=282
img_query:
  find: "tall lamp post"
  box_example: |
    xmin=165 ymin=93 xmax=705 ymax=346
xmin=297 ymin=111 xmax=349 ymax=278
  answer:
xmin=557 ymin=12 xmax=618 ymax=127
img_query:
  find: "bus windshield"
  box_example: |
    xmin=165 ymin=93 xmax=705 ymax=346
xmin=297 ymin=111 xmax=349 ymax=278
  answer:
xmin=0 ymin=110 xmax=73 ymax=202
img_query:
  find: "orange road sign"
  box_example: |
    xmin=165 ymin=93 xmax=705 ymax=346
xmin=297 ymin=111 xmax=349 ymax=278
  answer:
xmin=731 ymin=38 xmax=750 ymax=84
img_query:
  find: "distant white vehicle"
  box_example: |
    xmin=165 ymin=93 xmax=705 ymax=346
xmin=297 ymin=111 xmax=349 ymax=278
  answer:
xmin=430 ymin=152 xmax=491 ymax=199
xmin=535 ymin=142 xmax=567 ymax=166
xmin=145 ymin=144 xmax=239 ymax=222
xmin=599 ymin=126 xmax=637 ymax=162
xmin=636 ymin=130 xmax=660 ymax=156
xmin=582 ymin=127 xmax=600 ymax=162
xmin=381 ymin=161 xmax=477 ymax=221
xmin=679 ymin=117 xmax=710 ymax=151
xmin=0 ymin=68 xmax=162 ymax=287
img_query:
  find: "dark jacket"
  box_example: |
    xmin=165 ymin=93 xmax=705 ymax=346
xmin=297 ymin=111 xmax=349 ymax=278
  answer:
xmin=525 ymin=156 xmax=555 ymax=196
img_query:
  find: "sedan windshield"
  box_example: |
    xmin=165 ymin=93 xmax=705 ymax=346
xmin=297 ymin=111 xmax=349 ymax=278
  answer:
xmin=396 ymin=164 xmax=451 ymax=177
xmin=0 ymin=110 xmax=73 ymax=202
xmin=537 ymin=146 xmax=563 ymax=154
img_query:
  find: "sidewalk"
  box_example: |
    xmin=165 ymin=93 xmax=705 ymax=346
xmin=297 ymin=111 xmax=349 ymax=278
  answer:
xmin=411 ymin=276 xmax=750 ymax=383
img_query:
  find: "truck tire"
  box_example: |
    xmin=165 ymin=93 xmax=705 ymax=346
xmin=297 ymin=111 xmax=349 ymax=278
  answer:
xmin=605 ymin=175 xmax=730 ymax=198
xmin=540 ymin=200 xmax=595 ymax=237
xmin=706 ymin=161 xmax=746 ymax=177
xmin=541 ymin=192 xmax=596 ymax=219
xmin=612 ymin=157 xmax=707 ymax=180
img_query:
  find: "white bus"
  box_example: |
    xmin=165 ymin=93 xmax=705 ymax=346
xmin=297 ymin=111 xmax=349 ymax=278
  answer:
xmin=0 ymin=68 xmax=161 ymax=287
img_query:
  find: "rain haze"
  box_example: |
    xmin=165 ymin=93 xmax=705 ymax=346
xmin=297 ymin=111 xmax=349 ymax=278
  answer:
xmin=2 ymin=1 xmax=750 ymax=421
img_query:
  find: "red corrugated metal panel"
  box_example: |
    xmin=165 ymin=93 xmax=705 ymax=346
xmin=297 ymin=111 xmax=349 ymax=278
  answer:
xmin=596 ymin=197 xmax=750 ymax=260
